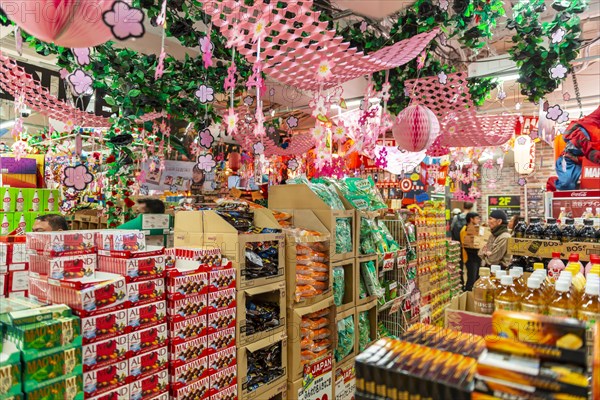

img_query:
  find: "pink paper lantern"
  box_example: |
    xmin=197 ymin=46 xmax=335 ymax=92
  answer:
xmin=1 ymin=0 xmax=117 ymax=48
xmin=392 ymin=105 xmax=440 ymax=152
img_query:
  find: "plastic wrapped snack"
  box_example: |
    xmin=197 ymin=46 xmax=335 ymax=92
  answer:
xmin=333 ymin=267 xmax=345 ymax=306
xmin=334 ymin=315 xmax=355 ymax=362
xmin=359 ymin=219 xmax=377 ymax=255
xmin=377 ymin=221 xmax=400 ymax=251
xmin=342 ymin=177 xmax=387 ymax=211
xmin=358 ymin=274 xmax=368 ymax=300
xmin=335 ymin=218 xmax=353 ymax=254
xmin=361 ymin=260 xmax=384 ymax=298
xmin=358 ymin=311 xmax=371 ymax=352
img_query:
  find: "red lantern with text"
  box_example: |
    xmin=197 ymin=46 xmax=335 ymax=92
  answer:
xmin=228 ymin=152 xmax=241 ymax=172
xmin=0 ymin=0 xmax=117 ymax=48
xmin=392 ymin=105 xmax=440 ymax=152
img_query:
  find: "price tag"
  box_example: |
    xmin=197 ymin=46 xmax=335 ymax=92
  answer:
xmin=389 ymin=297 xmax=403 ymax=315
xmin=382 ymin=257 xmax=394 ymax=272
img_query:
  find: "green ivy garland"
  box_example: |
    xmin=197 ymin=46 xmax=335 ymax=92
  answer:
xmin=507 ymin=0 xmax=587 ymax=103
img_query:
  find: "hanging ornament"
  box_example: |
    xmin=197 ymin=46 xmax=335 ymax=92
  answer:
xmin=392 ymin=105 xmax=440 ymax=152
xmin=103 ymin=1 xmax=145 ymax=41
xmin=513 ymin=135 xmax=535 ymax=175
xmin=224 ymin=62 xmax=237 ymax=91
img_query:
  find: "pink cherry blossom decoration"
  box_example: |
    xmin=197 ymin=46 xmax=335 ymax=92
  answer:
xmin=103 ymin=1 xmax=145 ymax=41
xmin=199 ymin=129 xmax=214 ymax=149
xmin=63 ymin=164 xmax=94 ymax=191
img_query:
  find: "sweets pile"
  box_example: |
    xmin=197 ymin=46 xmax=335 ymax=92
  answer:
xmin=299 ymin=306 xmax=333 ymax=368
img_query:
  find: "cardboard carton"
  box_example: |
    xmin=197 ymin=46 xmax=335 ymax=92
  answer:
xmin=463 ymin=225 xmax=491 ymax=249
xmin=356 ymin=256 xmax=378 ymax=306
xmin=332 ymin=258 xmax=355 ymax=313
xmin=288 ymin=356 xmax=334 ymax=400
xmin=333 ymin=356 xmax=356 ymax=400
xmin=237 ymin=330 xmax=287 ymax=399
xmin=444 ymin=292 xmax=493 ymax=337
xmin=269 ymin=184 xmax=356 ymax=261
xmin=237 ymin=280 xmax=286 ymax=346
xmin=356 ymin=299 xmax=378 ymax=353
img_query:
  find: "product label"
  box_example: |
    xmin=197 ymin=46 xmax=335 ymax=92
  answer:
xmin=300 ymin=355 xmax=333 ymax=400
xmin=334 ymin=359 xmax=355 ymax=400
xmin=473 ymin=300 xmax=495 ymax=314
xmin=578 ymin=310 xmax=600 ymax=324
xmin=548 ymin=307 xmax=577 ymax=318
xmin=82 ymin=310 xmax=128 ymax=344
xmin=493 ymin=300 xmax=519 ymax=311
xmin=521 ymin=303 xmax=544 ymax=314
xmin=129 ymin=370 xmax=168 ymax=399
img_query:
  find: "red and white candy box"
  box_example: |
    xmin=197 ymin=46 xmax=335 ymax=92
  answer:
xmin=208 ymin=365 xmax=237 ymax=397
xmin=98 ymin=255 xmax=166 ymax=282
xmin=170 ymin=334 xmax=208 ymax=368
xmin=167 ymin=271 xmax=208 ymax=299
xmin=83 ymin=334 xmax=128 ymax=372
xmin=207 ymin=327 xmax=235 ymax=355
xmin=29 ymin=253 xmax=96 ymax=279
xmin=210 ymin=384 xmax=237 ymax=400
xmin=128 ymin=323 xmax=168 ymax=356
xmin=207 ymin=288 xmax=236 ymax=313
xmin=208 ymin=268 xmax=235 ymax=292
xmin=170 ymin=356 xmax=208 ymax=388
xmin=83 ymin=360 xmax=128 ymax=398
xmin=207 ymin=308 xmax=236 ymax=335
xmin=208 ymin=346 xmax=236 ymax=375
xmin=88 ymin=384 xmax=129 ymax=400
xmin=127 ymin=279 xmax=166 ymax=306
xmin=129 ymin=345 xmax=168 ymax=381
xmin=128 ymin=300 xmax=167 ymax=331
xmin=168 ymin=293 xmax=207 ymax=321
xmin=168 ymin=313 xmax=207 ymax=344
xmin=97 ymin=231 xmax=146 ymax=252
xmin=170 ymin=376 xmax=209 ymax=400
xmin=82 ymin=309 xmax=128 ymax=344
xmin=129 ymin=370 xmax=168 ymax=399
xmin=171 ymin=247 xmax=222 ymax=269
xmin=48 ymin=272 xmax=126 ymax=316
xmin=27 ymin=231 xmax=96 ymax=254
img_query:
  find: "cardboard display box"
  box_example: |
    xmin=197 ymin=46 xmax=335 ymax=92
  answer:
xmin=333 ymin=356 xmax=356 ymax=400
xmin=269 ymin=184 xmax=356 ymax=261
xmin=287 ymin=296 xmax=335 ymax=382
xmin=237 ymin=280 xmax=286 ymax=346
xmin=444 ymin=292 xmax=493 ymax=337
xmin=508 ymin=237 xmax=600 ymax=262
xmin=237 ymin=330 xmax=287 ymax=400
xmin=288 ymin=355 xmax=334 ymax=400
xmin=463 ymin=225 xmax=491 ymax=249
xmin=332 ymin=259 xmax=355 ymax=313
xmin=174 ymin=210 xmax=285 ymax=289
xmin=356 ymin=299 xmax=378 ymax=353
xmin=356 ymin=256 xmax=379 ymax=307
xmin=333 ymin=306 xmax=356 ymax=367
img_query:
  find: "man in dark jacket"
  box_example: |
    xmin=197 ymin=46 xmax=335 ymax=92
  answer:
xmin=479 ymin=210 xmax=511 ymax=268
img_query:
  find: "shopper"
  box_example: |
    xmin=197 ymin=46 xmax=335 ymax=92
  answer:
xmin=451 ymin=202 xmax=474 ymax=241
xmin=478 ymin=210 xmax=511 ymax=268
xmin=117 ymin=198 xmax=168 ymax=230
xmin=507 ymin=214 xmax=520 ymax=231
xmin=33 ymin=214 xmax=69 ymax=232
xmin=460 ymin=212 xmax=482 ymax=291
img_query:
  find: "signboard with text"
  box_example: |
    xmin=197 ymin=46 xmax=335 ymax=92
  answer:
xmin=551 ymin=190 xmax=600 ymax=219
xmin=487 ymin=195 xmax=521 ymax=218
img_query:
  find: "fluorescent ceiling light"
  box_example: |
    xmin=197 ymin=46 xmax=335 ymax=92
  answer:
xmin=0 ymin=120 xmax=15 ymax=130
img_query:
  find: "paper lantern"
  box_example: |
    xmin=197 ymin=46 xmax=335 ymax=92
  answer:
xmin=0 ymin=0 xmax=117 ymax=48
xmin=228 ymin=152 xmax=241 ymax=171
xmin=392 ymin=105 xmax=440 ymax=152
xmin=513 ymin=135 xmax=535 ymax=175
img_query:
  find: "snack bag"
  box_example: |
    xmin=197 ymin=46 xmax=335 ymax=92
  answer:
xmin=333 ymin=267 xmax=344 ymax=306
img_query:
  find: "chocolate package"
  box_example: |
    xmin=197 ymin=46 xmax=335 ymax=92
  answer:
xmin=209 ymin=384 xmax=237 ymax=400
xmin=128 ymin=323 xmax=168 ymax=356
xmin=127 ymin=279 xmax=166 ymax=306
xmin=208 ymin=365 xmax=237 ymax=397
xmin=88 ymin=384 xmax=129 ymax=400
xmin=129 ymin=369 xmax=168 ymax=399
xmin=22 ymin=346 xmax=82 ymax=391
xmin=29 ymin=253 xmax=96 ymax=279
xmin=5 ymin=315 xmax=81 ymax=356
xmin=83 ymin=360 xmax=128 ymax=398
xmin=170 ymin=247 xmax=222 ymax=270
xmin=27 ymin=231 xmax=96 ymax=254
xmin=207 ymin=308 xmax=236 ymax=335
xmin=208 ymin=268 xmax=236 ymax=292
xmin=170 ymin=334 xmax=208 ymax=368
xmin=82 ymin=334 xmax=128 ymax=372
xmin=170 ymin=356 xmax=208 ymax=389
xmin=128 ymin=300 xmax=167 ymax=331
xmin=169 ymin=376 xmax=210 ymax=400
xmin=97 ymin=231 xmax=146 ymax=252
xmin=129 ymin=345 xmax=168 ymax=380
xmin=167 ymin=271 xmax=208 ymax=299
xmin=97 ymin=254 xmax=166 ymax=282
xmin=81 ymin=309 xmax=128 ymax=344
xmin=26 ymin=373 xmax=83 ymax=400
xmin=208 ymin=327 xmax=235 ymax=355
xmin=208 ymin=346 xmax=236 ymax=375
xmin=168 ymin=313 xmax=207 ymax=344
xmin=168 ymin=294 xmax=208 ymax=321
xmin=207 ymin=288 xmax=236 ymax=313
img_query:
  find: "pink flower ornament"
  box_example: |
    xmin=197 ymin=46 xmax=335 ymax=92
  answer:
xmin=72 ymin=48 xmax=91 ymax=65
xmin=68 ymin=69 xmax=93 ymax=96
xmin=155 ymin=50 xmax=166 ymax=80
xmin=63 ymin=165 xmax=94 ymax=191
xmin=200 ymin=129 xmax=214 ymax=149
xmin=224 ymin=62 xmax=237 ymax=91
xmin=103 ymin=1 xmax=145 ymax=40
xmin=197 ymin=154 xmax=216 ymax=173
xmin=195 ymin=85 xmax=214 ymax=104
xmin=200 ymin=37 xmax=214 ymax=69
xmin=11 ymin=140 xmax=27 ymax=161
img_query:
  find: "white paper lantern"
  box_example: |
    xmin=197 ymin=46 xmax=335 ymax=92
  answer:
xmin=513 ymin=135 xmax=535 ymax=175
xmin=392 ymin=105 xmax=440 ymax=152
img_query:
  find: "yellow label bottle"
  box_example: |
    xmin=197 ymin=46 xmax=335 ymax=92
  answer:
xmin=492 ymin=270 xmax=507 ymax=297
xmin=548 ymin=280 xmax=576 ymax=318
xmin=473 ymin=267 xmax=495 ymax=315
xmin=494 ymin=275 xmax=520 ymax=311
xmin=579 ymin=281 xmax=600 ymax=323
xmin=509 ymin=267 xmax=526 ymax=293
xmin=521 ymin=276 xmax=546 ymax=315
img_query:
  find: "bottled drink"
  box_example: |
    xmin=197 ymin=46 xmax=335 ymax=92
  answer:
xmin=558 ymin=207 xmax=567 ymax=222
xmin=582 ymin=207 xmax=594 ymax=219
xmin=509 ymin=268 xmax=526 ymax=292
xmin=543 ymin=218 xmax=562 ymax=241
xmin=578 ymin=219 xmax=597 ymax=242
xmin=15 ymin=189 xmax=24 ymax=212
xmin=1 ymin=214 xmax=9 ymax=235
xmin=47 ymin=191 xmax=55 ymax=212
xmin=579 ymin=280 xmax=600 ymax=323
xmin=2 ymin=190 xmax=10 ymax=212
xmin=17 ymin=215 xmax=26 ymax=231
xmin=548 ymin=280 xmax=576 ymax=318
xmin=526 ymin=257 xmax=545 ymax=273
xmin=495 ymin=275 xmax=520 ymax=311
xmin=532 ymin=269 xmax=552 ymax=303
xmin=513 ymin=218 xmax=528 ymax=238
xmin=473 ymin=267 xmax=495 ymax=315
xmin=547 ymin=252 xmax=566 ymax=283
xmin=567 ymin=254 xmax=585 ymax=275
xmin=31 ymin=190 xmax=40 ymax=212
xmin=521 ymin=276 xmax=546 ymax=315
xmin=491 ymin=269 xmax=506 ymax=293
xmin=585 ymin=255 xmax=600 ymax=277
xmin=561 ymin=218 xmax=578 ymax=243
xmin=525 ymin=218 xmax=544 ymax=239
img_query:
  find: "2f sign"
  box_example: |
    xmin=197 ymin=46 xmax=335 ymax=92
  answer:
xmin=498 ymin=197 xmax=511 ymax=207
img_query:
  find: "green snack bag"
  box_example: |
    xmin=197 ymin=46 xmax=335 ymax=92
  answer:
xmin=358 ymin=311 xmax=371 ymax=352
xmin=361 ymin=261 xmax=384 ymax=298
xmin=377 ymin=221 xmax=400 ymax=251
xmin=335 ymin=218 xmax=352 ymax=254
xmin=343 ymin=177 xmax=387 ymax=210
xmin=358 ymin=274 xmax=368 ymax=300
xmin=359 ymin=219 xmax=376 ymax=255
xmin=333 ymin=267 xmax=345 ymax=306
xmin=334 ymin=315 xmax=355 ymax=362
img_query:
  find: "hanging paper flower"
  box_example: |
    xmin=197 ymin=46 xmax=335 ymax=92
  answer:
xmin=417 ymin=50 xmax=427 ymax=70
xmin=309 ymin=94 xmax=328 ymax=118
xmin=67 ymin=69 xmax=93 ymax=96
xmin=154 ymin=49 xmax=166 ymax=80
xmin=551 ymin=28 xmax=566 ymax=44
xmin=103 ymin=1 xmax=145 ymax=41
xmin=224 ymin=62 xmax=237 ymax=91
xmin=253 ymin=142 xmax=265 ymax=155
xmin=549 ymin=63 xmax=568 ymax=79
xmin=286 ymin=116 xmax=299 ymax=129
xmin=437 ymin=71 xmax=448 ymax=85
xmin=381 ymin=82 xmax=391 ymax=102
xmin=226 ymin=108 xmax=238 ymax=135
xmin=468 ymin=186 xmax=481 ymax=199
xmin=374 ymin=147 xmax=388 ymax=169
xmin=226 ymin=23 xmax=244 ymax=48
xmin=200 ymin=36 xmax=213 ymax=69
xmin=137 ymin=170 xmax=147 ymax=184
xmin=199 ymin=129 xmax=214 ymax=149
xmin=311 ymin=125 xmax=326 ymax=142
xmin=359 ymin=21 xmax=368 ymax=33
xmin=453 ymin=189 xmax=466 ymax=200
xmin=316 ymin=60 xmax=333 ymax=81
xmin=546 ymin=104 xmax=564 ymax=121
xmin=252 ymin=18 xmax=268 ymax=43
xmin=195 ymin=84 xmax=214 ymax=103
xmin=314 ymin=152 xmax=331 ymax=171
xmin=72 ymin=48 xmax=91 ymax=65
xmin=246 ymin=63 xmax=263 ymax=90
xmin=517 ymin=177 xmax=527 ymax=186
xmin=197 ymin=154 xmax=216 ymax=172
xmin=244 ymin=96 xmax=255 ymax=106
xmin=63 ymin=164 xmax=94 ymax=191
xmin=482 ymin=159 xmax=494 ymax=169
xmin=438 ymin=0 xmax=449 ymax=11
xmin=332 ymin=125 xmax=346 ymax=142
xmin=287 ymin=158 xmax=299 ymax=171
xmin=11 ymin=140 xmax=27 ymax=161
xmin=562 ymin=92 xmax=571 ymax=101
xmin=496 ymin=89 xmax=507 ymax=101
xmin=558 ymin=110 xmax=570 ymax=124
